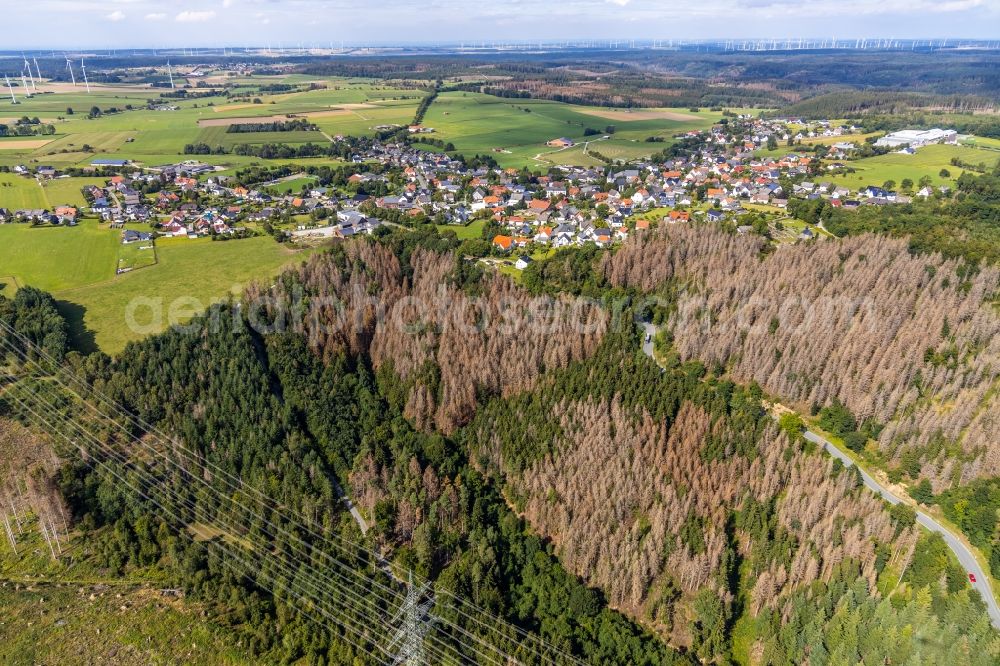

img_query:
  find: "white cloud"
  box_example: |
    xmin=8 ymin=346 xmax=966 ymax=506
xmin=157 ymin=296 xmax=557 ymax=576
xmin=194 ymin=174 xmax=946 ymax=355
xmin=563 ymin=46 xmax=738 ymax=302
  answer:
xmin=145 ymin=12 xmax=167 ymax=20
xmin=176 ymin=10 xmax=217 ymax=22
xmin=222 ymin=0 xmax=236 ymax=7
xmin=106 ymin=9 xmax=126 ymax=21
xmin=607 ymin=0 xmax=632 ymax=5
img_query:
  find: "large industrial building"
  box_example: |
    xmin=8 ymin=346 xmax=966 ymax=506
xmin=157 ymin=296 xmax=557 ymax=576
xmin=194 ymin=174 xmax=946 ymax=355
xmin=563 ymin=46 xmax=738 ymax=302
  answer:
xmin=875 ymin=128 xmax=958 ymax=148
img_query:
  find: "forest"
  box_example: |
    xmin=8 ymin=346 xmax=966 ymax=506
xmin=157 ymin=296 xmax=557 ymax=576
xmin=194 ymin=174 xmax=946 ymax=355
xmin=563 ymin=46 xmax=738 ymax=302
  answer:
xmin=466 ymin=312 xmax=997 ymax=663
xmin=300 ymin=48 xmax=1000 ymax=109
xmin=600 ymin=224 xmax=1000 ymax=486
xmin=1 ymin=226 xmax=999 ymax=663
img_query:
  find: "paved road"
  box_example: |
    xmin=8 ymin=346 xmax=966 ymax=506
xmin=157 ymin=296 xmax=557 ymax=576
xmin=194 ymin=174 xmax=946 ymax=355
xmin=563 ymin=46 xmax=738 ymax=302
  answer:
xmin=806 ymin=430 xmax=1000 ymax=628
xmin=639 ymin=321 xmax=1000 ymax=628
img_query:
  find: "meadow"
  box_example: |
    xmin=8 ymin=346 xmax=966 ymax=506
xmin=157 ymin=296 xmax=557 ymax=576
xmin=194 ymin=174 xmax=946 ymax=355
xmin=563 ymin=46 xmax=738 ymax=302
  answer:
xmin=0 ymin=220 xmax=119 ymax=291
xmin=436 ymin=218 xmax=486 ymax=240
xmin=117 ymin=239 xmax=158 ymax=272
xmin=0 ymin=173 xmax=49 ymax=208
xmin=41 ymin=176 xmax=109 ymax=207
xmin=53 ymin=236 xmax=313 ymax=353
xmin=830 ymin=143 xmax=1000 ymax=188
xmin=263 ymin=175 xmax=320 ymax=196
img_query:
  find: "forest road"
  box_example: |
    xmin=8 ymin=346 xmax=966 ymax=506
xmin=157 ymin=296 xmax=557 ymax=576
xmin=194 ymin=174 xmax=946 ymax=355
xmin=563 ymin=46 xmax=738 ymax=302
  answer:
xmin=638 ymin=321 xmax=1000 ymax=629
xmin=805 ymin=430 xmax=1000 ymax=629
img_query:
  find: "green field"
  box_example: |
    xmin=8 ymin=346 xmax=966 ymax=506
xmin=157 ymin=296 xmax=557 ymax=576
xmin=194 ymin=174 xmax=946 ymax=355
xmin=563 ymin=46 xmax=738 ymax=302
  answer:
xmin=436 ymin=219 xmax=486 ymax=240
xmin=53 ymin=236 xmax=313 ymax=353
xmin=0 ymin=76 xmax=421 ymax=171
xmin=117 ymin=239 xmax=158 ymax=273
xmin=0 ymin=221 xmax=119 ymax=291
xmin=195 ymin=126 xmax=330 ymax=148
xmin=0 ymin=174 xmax=49 ymax=209
xmin=422 ymin=92 xmax=727 ymax=168
xmin=830 ymin=143 xmax=1000 ymax=188
xmin=41 ymin=176 xmax=108 ymax=207
xmin=263 ymin=175 xmax=320 ymax=196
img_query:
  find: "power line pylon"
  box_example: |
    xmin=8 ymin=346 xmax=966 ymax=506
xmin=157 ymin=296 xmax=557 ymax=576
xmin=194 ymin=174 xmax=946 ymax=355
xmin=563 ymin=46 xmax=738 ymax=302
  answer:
xmin=389 ymin=572 xmax=436 ymax=665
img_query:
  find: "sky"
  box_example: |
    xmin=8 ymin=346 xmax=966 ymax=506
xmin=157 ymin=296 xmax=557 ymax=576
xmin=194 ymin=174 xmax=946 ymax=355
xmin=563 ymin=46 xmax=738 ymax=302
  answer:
xmin=4 ymin=0 xmax=1000 ymax=49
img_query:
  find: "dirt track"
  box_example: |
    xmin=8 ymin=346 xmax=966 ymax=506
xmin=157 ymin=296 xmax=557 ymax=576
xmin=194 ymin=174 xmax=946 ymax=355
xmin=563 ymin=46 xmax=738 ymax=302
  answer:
xmin=573 ymin=107 xmax=699 ymax=122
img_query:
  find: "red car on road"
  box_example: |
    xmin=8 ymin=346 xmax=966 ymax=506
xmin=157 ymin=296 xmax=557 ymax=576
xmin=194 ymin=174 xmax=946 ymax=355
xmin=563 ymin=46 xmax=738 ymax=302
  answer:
xmin=969 ymin=573 xmax=977 ymax=583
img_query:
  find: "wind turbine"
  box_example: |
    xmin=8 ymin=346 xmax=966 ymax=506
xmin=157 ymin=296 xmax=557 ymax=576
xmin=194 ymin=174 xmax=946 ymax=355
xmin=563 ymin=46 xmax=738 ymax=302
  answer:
xmin=81 ymin=59 xmax=91 ymax=93
xmin=167 ymin=60 xmax=175 ymax=89
xmin=5 ymin=75 xmax=17 ymax=104
xmin=33 ymin=58 xmax=42 ymax=86
xmin=66 ymin=57 xmax=76 ymax=86
xmin=22 ymin=55 xmax=35 ymax=92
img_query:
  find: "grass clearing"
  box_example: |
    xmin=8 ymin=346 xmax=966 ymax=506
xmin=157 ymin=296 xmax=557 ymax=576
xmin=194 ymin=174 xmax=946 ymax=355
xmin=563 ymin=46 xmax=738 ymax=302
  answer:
xmin=0 ymin=520 xmax=256 ymax=666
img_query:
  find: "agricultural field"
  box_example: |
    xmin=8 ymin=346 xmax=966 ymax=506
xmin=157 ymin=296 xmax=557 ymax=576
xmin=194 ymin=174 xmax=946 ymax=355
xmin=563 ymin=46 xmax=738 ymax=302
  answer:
xmin=422 ymin=92 xmax=729 ymax=168
xmin=829 ymin=143 xmax=1000 ymax=188
xmin=194 ymin=125 xmax=328 ymax=148
xmin=0 ymin=75 xmax=421 ymax=171
xmin=53 ymin=236 xmax=313 ymax=353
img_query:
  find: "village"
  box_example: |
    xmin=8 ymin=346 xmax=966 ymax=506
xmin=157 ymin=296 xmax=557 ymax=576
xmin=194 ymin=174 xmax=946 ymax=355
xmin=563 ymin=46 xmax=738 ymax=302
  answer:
xmin=0 ymin=115 xmax=962 ymax=275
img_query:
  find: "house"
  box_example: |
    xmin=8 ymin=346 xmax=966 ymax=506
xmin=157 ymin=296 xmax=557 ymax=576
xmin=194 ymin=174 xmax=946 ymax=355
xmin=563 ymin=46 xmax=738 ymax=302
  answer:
xmin=492 ymin=235 xmax=514 ymax=252
xmin=122 ymin=229 xmax=153 ymax=244
xmin=528 ymin=199 xmax=551 ymax=213
xmin=546 ymin=137 xmax=575 ymax=148
xmin=863 ymin=185 xmax=895 ymax=200
xmin=54 ymin=206 xmax=78 ymax=225
xmin=515 ymin=256 xmax=534 ymax=270
xmin=707 ymin=209 xmax=725 ymax=222
xmin=593 ymin=228 xmax=612 ymax=246
xmin=91 ymin=159 xmax=129 ymax=168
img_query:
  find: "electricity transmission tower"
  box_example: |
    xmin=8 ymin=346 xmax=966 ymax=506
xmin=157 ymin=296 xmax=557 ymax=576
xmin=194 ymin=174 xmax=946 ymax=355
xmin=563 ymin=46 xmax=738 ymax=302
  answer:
xmin=388 ymin=573 xmax=436 ymax=665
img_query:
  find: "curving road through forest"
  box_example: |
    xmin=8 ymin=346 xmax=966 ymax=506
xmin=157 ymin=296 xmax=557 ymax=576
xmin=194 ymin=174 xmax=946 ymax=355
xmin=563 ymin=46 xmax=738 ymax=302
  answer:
xmin=639 ymin=321 xmax=1000 ymax=629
